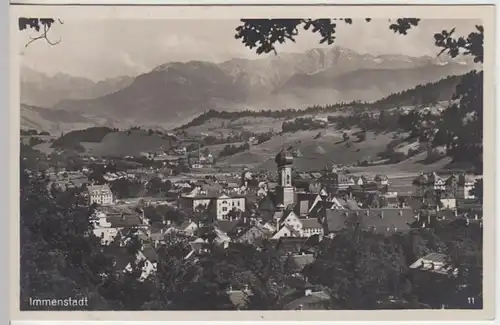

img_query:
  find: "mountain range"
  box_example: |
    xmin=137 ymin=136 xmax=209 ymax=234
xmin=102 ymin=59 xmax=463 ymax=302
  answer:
xmin=20 ymin=67 xmax=135 ymax=107
xmin=20 ymin=46 xmax=479 ymax=132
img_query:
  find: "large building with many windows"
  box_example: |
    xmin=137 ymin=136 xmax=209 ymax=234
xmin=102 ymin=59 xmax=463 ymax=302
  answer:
xmin=179 ymin=187 xmax=246 ymax=220
xmin=88 ymin=184 xmax=114 ymax=206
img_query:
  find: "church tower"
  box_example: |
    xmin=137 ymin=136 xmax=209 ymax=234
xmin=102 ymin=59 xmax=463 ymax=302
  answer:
xmin=275 ymin=149 xmax=295 ymax=210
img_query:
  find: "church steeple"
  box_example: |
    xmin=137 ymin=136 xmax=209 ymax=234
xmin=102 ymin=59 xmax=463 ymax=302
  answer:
xmin=275 ymin=149 xmax=295 ymax=209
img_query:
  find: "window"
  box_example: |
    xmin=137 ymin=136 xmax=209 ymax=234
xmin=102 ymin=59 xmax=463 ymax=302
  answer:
xmin=222 ymin=207 xmax=228 ymax=212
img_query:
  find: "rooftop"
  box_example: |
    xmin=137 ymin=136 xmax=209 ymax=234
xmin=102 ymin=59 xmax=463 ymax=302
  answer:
xmin=324 ymin=208 xmax=416 ymax=235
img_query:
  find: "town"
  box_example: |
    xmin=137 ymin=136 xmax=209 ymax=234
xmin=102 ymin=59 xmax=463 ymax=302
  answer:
xmin=20 ymin=134 xmax=483 ymax=310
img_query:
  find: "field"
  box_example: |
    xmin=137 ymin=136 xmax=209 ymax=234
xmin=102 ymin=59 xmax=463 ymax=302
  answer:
xmin=217 ymin=129 xmax=401 ymax=171
xmin=181 ymin=116 xmax=285 ymax=137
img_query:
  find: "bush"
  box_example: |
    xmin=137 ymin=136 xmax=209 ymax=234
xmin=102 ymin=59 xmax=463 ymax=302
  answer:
xmin=389 ymin=152 xmax=407 ymax=163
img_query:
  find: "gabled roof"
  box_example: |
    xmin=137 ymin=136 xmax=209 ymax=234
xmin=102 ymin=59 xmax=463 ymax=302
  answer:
xmin=299 ymin=218 xmax=323 ymax=229
xmin=108 ymin=215 xmax=143 ymax=228
xmin=284 ymin=291 xmax=330 ymax=310
xmin=275 ymin=236 xmax=310 ymax=255
xmin=141 ymin=245 xmax=159 ymax=263
xmin=409 ymin=252 xmax=453 ymax=275
xmin=88 ymin=184 xmax=112 ymax=195
xmin=258 ymin=193 xmax=278 ymax=212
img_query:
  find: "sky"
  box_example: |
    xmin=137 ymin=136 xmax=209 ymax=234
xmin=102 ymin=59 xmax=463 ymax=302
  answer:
xmin=18 ymin=18 xmax=481 ymax=81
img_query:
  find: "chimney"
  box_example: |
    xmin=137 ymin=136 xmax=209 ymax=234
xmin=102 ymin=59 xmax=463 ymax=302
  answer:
xmin=304 ymin=288 xmax=312 ymax=296
xmin=121 ymin=213 xmax=125 ymax=220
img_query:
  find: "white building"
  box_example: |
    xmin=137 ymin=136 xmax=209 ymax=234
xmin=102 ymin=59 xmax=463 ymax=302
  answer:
xmin=88 ymin=184 xmax=114 ymax=206
xmin=179 ymin=188 xmax=246 ymax=221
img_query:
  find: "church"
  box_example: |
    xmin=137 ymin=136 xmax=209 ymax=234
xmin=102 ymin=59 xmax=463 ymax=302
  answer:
xmin=257 ymin=149 xmax=327 ymax=239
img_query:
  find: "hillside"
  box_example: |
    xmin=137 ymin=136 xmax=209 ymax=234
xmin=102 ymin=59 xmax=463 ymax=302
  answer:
xmin=216 ymin=130 xmax=389 ymax=171
xmin=21 ymin=104 xmax=96 ymax=134
xmin=20 ymin=104 xmax=123 ymax=134
xmin=51 ymin=47 xmax=476 ymax=128
xmin=20 ymin=67 xmax=134 ymax=108
xmin=54 ymin=61 xmax=249 ymax=128
xmin=176 ymin=71 xmax=471 ymax=135
xmin=271 ymin=63 xmax=473 ymax=107
xmin=51 ymin=129 xmax=178 ymax=157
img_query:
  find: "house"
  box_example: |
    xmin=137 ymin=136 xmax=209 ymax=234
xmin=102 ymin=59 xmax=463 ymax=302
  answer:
xmin=446 ymin=173 xmax=478 ymax=200
xmin=272 ymin=225 xmax=301 ymax=239
xmin=294 ymin=193 xmax=323 ymax=217
xmin=413 ymin=172 xmax=446 ymax=196
xmin=321 ymin=208 xmax=416 ymax=236
xmin=91 ymin=205 xmax=149 ymax=245
xmin=274 ymin=237 xmax=311 ymax=255
xmin=409 ymin=252 xmax=456 ymax=276
xmin=123 ymin=249 xmax=158 ymax=282
xmin=173 ymin=219 xmax=199 ymax=236
xmin=87 ymin=184 xmax=114 ymax=206
xmin=319 ymin=172 xmax=355 ymax=192
xmin=299 ymin=218 xmax=324 ymax=238
xmin=353 ymin=176 xmax=367 ymax=186
xmin=374 ymin=174 xmax=389 ymax=187
xmin=179 ymin=189 xmax=246 ymax=220
xmin=414 ymin=209 xmax=458 ymax=228
xmin=284 ymin=284 xmax=331 ymax=310
xmin=233 ymin=223 xmax=272 ymax=244
xmin=208 ymin=194 xmax=246 ymax=220
xmin=278 ymin=210 xmax=303 ymax=232
xmin=273 ymin=210 xmax=323 ymax=239
xmin=439 ymin=192 xmax=457 ymax=209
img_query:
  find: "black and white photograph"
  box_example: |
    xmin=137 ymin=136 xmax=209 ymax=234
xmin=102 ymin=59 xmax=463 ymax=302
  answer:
xmin=13 ymin=3 xmax=494 ymax=320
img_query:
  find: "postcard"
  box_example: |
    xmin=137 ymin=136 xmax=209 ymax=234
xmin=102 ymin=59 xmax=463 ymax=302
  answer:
xmin=10 ymin=2 xmax=495 ymax=321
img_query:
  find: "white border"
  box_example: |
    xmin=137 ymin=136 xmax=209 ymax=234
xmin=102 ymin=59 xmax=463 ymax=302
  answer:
xmin=7 ymin=1 xmax=498 ymax=324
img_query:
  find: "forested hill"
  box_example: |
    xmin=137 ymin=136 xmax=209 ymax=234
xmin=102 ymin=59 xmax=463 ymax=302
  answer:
xmin=372 ymin=72 xmax=475 ymax=107
xmin=177 ymin=72 xmax=470 ymax=130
